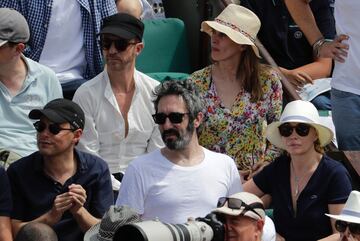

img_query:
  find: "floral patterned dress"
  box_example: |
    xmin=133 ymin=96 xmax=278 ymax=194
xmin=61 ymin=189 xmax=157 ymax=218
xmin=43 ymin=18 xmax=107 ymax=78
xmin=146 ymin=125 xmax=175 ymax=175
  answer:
xmin=189 ymin=64 xmax=283 ymax=171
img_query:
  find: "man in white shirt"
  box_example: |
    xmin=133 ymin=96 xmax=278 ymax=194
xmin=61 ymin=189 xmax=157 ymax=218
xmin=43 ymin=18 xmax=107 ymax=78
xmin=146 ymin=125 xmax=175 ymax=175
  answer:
xmin=116 ymin=80 xmax=242 ymax=223
xmin=73 ymin=13 xmax=163 ymax=192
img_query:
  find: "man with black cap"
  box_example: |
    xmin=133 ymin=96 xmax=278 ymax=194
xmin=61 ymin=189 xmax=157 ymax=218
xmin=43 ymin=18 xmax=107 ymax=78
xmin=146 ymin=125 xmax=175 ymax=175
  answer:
xmin=0 ymin=8 xmax=62 ymax=166
xmin=73 ymin=13 xmax=163 ymax=193
xmin=6 ymin=98 xmax=113 ymax=241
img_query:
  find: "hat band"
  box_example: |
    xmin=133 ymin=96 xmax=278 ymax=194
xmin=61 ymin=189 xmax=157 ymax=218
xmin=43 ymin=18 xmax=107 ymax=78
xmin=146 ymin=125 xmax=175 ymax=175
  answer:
xmin=342 ymin=209 xmax=360 ymax=218
xmin=281 ymin=115 xmax=315 ymax=123
xmin=215 ymin=18 xmax=255 ymax=43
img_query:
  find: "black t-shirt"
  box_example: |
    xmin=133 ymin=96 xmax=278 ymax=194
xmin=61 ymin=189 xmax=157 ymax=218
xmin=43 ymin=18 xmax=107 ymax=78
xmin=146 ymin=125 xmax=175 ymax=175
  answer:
xmin=253 ymin=155 xmax=352 ymax=241
xmin=242 ymin=0 xmax=335 ymax=69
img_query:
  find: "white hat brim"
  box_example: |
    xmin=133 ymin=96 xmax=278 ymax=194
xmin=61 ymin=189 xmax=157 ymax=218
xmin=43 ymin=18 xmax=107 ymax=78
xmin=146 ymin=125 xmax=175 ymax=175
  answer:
xmin=84 ymin=223 xmax=101 ymax=241
xmin=0 ymin=40 xmax=8 ymax=47
xmin=201 ymin=21 xmax=260 ymax=58
xmin=325 ymin=213 xmax=360 ymax=224
xmin=266 ymin=120 xmax=334 ymax=150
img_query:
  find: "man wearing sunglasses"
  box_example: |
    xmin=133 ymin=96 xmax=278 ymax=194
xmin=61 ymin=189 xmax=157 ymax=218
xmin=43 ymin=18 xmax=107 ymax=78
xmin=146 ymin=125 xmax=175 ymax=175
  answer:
xmin=0 ymin=8 xmax=62 ymax=167
xmin=214 ymin=192 xmax=267 ymax=241
xmin=326 ymin=191 xmax=360 ymax=241
xmin=116 ymin=80 xmax=242 ymax=223
xmin=73 ymin=13 xmax=163 ymax=194
xmin=6 ymin=98 xmax=113 ymax=241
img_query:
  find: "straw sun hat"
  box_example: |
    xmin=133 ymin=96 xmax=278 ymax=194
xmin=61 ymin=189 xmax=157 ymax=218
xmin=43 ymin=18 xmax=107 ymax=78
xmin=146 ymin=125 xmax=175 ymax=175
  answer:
xmin=201 ymin=4 xmax=261 ymax=58
xmin=266 ymin=100 xmax=334 ymax=150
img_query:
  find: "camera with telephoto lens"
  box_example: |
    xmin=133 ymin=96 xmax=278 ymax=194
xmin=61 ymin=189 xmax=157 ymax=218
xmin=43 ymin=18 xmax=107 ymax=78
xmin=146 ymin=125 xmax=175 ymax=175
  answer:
xmin=113 ymin=212 xmax=225 ymax=241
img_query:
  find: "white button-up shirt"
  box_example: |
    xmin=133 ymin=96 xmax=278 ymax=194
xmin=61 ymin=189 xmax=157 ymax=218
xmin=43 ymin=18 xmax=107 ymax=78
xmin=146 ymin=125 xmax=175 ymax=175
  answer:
xmin=73 ymin=69 xmax=164 ymax=174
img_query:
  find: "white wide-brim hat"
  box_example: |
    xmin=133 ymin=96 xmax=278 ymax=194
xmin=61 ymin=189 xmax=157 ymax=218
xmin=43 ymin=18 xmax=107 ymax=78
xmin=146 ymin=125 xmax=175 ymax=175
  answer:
xmin=266 ymin=100 xmax=333 ymax=150
xmin=201 ymin=4 xmax=261 ymax=58
xmin=214 ymin=192 xmax=265 ymax=221
xmin=326 ymin=191 xmax=360 ymax=224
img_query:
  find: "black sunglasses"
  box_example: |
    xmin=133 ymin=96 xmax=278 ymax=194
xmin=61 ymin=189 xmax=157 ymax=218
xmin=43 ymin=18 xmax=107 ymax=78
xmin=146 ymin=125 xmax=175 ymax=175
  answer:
xmin=152 ymin=112 xmax=189 ymax=125
xmin=335 ymin=220 xmax=360 ymax=235
xmin=217 ymin=197 xmax=264 ymax=219
xmin=101 ymin=37 xmax=138 ymax=52
xmin=278 ymin=123 xmax=311 ymax=137
xmin=33 ymin=121 xmax=75 ymax=135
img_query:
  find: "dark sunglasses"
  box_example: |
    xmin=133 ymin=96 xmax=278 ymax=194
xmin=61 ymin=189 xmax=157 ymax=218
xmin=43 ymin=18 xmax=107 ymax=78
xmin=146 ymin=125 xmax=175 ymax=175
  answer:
xmin=278 ymin=123 xmax=311 ymax=137
xmin=152 ymin=112 xmax=189 ymax=125
xmin=335 ymin=220 xmax=360 ymax=234
xmin=217 ymin=197 xmax=264 ymax=219
xmin=101 ymin=37 xmax=138 ymax=52
xmin=33 ymin=121 xmax=75 ymax=135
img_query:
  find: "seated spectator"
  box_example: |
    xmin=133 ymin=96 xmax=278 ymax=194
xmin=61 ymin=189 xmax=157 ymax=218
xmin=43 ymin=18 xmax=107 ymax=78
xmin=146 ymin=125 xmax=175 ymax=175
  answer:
xmin=73 ymin=13 xmax=163 ymax=193
xmin=213 ymin=192 xmax=268 ymax=241
xmin=188 ymin=4 xmax=282 ymax=181
xmin=115 ymin=0 xmax=142 ymax=19
xmin=15 ymin=223 xmax=58 ymax=241
xmin=116 ymin=80 xmax=242 ymax=223
xmin=6 ymin=99 xmax=113 ymax=241
xmin=0 ymin=8 xmax=62 ymax=164
xmin=244 ymin=100 xmax=352 ymax=241
xmin=84 ymin=205 xmax=141 ymax=241
xmin=0 ymin=166 xmax=12 ymax=241
xmin=326 ymin=190 xmax=360 ymax=241
xmin=241 ymin=0 xmax=334 ymax=110
xmin=0 ymin=0 xmax=117 ymax=100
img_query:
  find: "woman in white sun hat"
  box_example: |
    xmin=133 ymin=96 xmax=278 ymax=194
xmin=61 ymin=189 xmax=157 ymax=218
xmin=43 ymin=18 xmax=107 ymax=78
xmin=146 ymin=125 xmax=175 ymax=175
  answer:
xmin=244 ymin=100 xmax=352 ymax=241
xmin=188 ymin=4 xmax=283 ymax=182
xmin=326 ymin=190 xmax=360 ymax=241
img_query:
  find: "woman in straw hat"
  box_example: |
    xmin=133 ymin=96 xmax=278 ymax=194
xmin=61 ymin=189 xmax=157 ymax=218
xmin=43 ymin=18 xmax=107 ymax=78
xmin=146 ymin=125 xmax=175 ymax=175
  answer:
xmin=244 ymin=100 xmax=352 ymax=241
xmin=189 ymin=4 xmax=282 ymax=182
xmin=326 ymin=190 xmax=360 ymax=241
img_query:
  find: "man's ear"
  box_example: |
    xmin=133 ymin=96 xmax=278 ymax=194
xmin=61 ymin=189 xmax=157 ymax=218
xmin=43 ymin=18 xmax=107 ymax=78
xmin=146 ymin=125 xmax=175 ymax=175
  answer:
xmin=15 ymin=43 xmax=26 ymax=53
xmin=73 ymin=129 xmax=83 ymax=144
xmin=193 ymin=112 xmax=203 ymax=129
xmin=135 ymin=42 xmax=144 ymax=56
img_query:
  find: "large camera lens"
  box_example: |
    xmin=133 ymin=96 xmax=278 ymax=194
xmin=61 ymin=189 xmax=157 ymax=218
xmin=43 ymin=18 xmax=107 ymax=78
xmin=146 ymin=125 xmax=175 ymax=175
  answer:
xmin=113 ymin=220 xmax=214 ymax=241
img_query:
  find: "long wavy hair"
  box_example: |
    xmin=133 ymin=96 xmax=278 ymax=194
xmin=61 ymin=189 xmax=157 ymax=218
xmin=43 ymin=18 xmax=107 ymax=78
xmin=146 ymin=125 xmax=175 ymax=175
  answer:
xmin=236 ymin=45 xmax=263 ymax=102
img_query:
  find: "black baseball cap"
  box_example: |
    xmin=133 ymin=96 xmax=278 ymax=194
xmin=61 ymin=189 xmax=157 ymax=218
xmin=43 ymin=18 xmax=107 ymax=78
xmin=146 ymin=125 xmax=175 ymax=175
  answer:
xmin=100 ymin=13 xmax=144 ymax=40
xmin=29 ymin=99 xmax=85 ymax=130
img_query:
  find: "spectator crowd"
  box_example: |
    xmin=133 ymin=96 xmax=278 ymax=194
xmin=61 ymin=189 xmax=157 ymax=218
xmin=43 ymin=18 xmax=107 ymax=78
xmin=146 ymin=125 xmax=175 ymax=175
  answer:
xmin=0 ymin=0 xmax=359 ymax=241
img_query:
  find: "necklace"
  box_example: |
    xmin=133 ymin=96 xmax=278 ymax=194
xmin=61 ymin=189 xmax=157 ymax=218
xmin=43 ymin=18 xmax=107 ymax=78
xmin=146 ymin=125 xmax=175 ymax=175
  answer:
xmin=290 ymin=161 xmax=305 ymax=197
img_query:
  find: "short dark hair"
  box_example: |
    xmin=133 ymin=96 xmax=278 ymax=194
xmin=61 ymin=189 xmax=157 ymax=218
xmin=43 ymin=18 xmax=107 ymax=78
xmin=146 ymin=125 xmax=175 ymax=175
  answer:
xmin=152 ymin=79 xmax=204 ymax=120
xmin=15 ymin=223 xmax=58 ymax=241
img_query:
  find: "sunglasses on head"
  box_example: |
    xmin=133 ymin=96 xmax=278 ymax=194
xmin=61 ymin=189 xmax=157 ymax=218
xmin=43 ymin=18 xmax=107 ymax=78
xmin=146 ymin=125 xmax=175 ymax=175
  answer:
xmin=278 ymin=123 xmax=311 ymax=137
xmin=217 ymin=197 xmax=264 ymax=219
xmin=152 ymin=112 xmax=189 ymax=125
xmin=335 ymin=220 xmax=360 ymax=235
xmin=101 ymin=37 xmax=138 ymax=52
xmin=33 ymin=121 xmax=75 ymax=135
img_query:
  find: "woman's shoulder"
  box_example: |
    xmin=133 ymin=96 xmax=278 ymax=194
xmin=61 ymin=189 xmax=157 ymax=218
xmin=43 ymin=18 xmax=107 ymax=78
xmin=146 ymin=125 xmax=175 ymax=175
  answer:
xmin=189 ymin=65 xmax=212 ymax=92
xmin=258 ymin=64 xmax=282 ymax=85
xmin=320 ymin=155 xmax=349 ymax=173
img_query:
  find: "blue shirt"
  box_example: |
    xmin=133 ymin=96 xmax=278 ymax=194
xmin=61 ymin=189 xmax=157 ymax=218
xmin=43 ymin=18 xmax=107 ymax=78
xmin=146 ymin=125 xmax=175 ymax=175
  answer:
xmin=0 ymin=167 xmax=11 ymax=217
xmin=7 ymin=149 xmax=113 ymax=241
xmin=241 ymin=0 xmax=335 ymax=69
xmin=0 ymin=0 xmax=117 ymax=80
xmin=0 ymin=56 xmax=62 ymax=157
xmin=254 ymin=154 xmax=352 ymax=241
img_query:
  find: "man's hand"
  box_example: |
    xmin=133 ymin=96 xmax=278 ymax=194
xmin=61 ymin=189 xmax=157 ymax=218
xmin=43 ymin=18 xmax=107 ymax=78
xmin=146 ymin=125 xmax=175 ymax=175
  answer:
xmin=280 ymin=67 xmax=313 ymax=91
xmin=319 ymin=35 xmax=349 ymax=62
xmin=68 ymin=184 xmax=87 ymax=214
xmin=47 ymin=192 xmax=73 ymax=224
